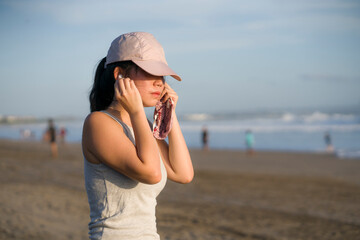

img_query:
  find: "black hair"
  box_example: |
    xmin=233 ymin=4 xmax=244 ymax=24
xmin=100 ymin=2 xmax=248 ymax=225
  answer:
xmin=89 ymin=58 xmax=137 ymax=112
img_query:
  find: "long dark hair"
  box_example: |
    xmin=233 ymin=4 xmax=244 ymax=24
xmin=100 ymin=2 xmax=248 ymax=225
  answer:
xmin=89 ymin=58 xmax=137 ymax=112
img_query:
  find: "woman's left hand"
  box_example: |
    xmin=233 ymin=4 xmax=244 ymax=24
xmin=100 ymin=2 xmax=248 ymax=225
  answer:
xmin=160 ymin=83 xmax=178 ymax=109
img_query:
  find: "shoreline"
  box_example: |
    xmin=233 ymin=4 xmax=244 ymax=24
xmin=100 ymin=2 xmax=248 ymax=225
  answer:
xmin=1 ymin=137 xmax=357 ymax=159
xmin=0 ymin=139 xmax=360 ymax=239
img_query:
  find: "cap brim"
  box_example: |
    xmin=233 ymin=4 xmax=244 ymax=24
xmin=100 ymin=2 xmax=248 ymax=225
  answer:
xmin=132 ymin=60 xmax=181 ymax=81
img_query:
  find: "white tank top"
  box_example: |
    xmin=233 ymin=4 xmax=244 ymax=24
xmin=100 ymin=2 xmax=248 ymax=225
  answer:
xmin=84 ymin=111 xmax=167 ymax=239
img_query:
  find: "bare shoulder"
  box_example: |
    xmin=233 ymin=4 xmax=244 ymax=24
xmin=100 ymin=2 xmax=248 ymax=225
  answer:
xmin=84 ymin=111 xmax=110 ymax=126
xmin=83 ymin=111 xmax=126 ymax=139
xmin=82 ymin=111 xmax=128 ymax=163
xmin=84 ymin=111 xmax=122 ymax=132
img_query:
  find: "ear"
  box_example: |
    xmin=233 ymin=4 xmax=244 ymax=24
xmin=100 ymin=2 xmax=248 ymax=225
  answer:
xmin=113 ymin=67 xmax=124 ymax=80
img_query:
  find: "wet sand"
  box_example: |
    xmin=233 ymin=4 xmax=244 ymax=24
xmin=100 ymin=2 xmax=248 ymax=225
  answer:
xmin=0 ymin=139 xmax=359 ymax=240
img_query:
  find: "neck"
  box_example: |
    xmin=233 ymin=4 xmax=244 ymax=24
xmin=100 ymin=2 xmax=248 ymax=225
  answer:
xmin=106 ymin=102 xmax=131 ymax=127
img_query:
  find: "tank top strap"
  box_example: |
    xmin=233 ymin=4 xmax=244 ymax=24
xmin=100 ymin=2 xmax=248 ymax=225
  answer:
xmin=101 ymin=110 xmax=136 ymax=146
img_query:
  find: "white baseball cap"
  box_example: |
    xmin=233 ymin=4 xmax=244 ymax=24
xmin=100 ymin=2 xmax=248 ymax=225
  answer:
xmin=105 ymin=32 xmax=181 ymax=81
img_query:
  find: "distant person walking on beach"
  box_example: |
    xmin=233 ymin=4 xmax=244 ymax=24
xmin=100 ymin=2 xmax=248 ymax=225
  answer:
xmin=201 ymin=125 xmax=209 ymax=151
xmin=245 ymin=129 xmax=255 ymax=156
xmin=59 ymin=126 xmax=67 ymax=144
xmin=324 ymin=131 xmax=334 ymax=153
xmin=45 ymin=118 xmax=58 ymax=158
xmin=82 ymin=32 xmax=193 ymax=239
xmin=20 ymin=129 xmax=35 ymax=140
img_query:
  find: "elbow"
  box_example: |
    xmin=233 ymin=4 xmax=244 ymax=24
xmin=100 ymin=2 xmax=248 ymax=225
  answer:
xmin=179 ymin=171 xmax=194 ymax=184
xmin=146 ymin=174 xmax=162 ymax=185
xmin=184 ymin=173 xmax=194 ymax=184
xmin=143 ymin=168 xmax=162 ymax=184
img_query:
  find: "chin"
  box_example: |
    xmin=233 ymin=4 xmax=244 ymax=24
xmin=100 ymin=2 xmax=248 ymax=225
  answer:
xmin=143 ymin=99 xmax=159 ymax=108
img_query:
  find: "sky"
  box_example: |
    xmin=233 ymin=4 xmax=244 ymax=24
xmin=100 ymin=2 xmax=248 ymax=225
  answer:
xmin=0 ymin=0 xmax=359 ymax=118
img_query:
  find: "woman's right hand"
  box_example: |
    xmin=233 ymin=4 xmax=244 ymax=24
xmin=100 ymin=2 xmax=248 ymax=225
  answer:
xmin=114 ymin=76 xmax=143 ymax=115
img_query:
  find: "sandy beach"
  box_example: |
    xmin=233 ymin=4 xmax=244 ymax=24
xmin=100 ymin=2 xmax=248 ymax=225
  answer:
xmin=0 ymin=139 xmax=359 ymax=240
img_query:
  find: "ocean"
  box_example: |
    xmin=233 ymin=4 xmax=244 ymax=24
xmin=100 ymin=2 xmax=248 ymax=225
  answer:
xmin=1 ymin=110 xmax=359 ymax=159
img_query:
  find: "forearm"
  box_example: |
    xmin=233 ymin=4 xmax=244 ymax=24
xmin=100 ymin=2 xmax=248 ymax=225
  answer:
xmin=130 ymin=110 xmax=160 ymax=166
xmin=167 ymin=112 xmax=194 ymax=181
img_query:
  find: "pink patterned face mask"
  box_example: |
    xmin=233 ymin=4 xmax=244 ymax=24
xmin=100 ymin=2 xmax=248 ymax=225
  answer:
xmin=153 ymin=98 xmax=174 ymax=140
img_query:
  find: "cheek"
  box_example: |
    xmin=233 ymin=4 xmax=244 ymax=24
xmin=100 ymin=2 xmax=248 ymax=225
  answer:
xmin=134 ymin=83 xmax=147 ymax=95
xmin=134 ymin=82 xmax=154 ymax=100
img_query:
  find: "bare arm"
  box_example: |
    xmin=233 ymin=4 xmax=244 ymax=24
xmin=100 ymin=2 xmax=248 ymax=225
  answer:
xmin=82 ymin=78 xmax=161 ymax=184
xmin=156 ymin=83 xmax=194 ymax=183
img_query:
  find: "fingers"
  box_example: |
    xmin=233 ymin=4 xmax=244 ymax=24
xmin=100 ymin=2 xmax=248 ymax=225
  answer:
xmin=116 ymin=77 xmax=133 ymax=95
xmin=114 ymin=77 xmax=122 ymax=99
xmin=161 ymin=92 xmax=169 ymax=102
xmin=160 ymin=83 xmax=172 ymax=99
xmin=124 ymin=77 xmax=131 ymax=91
xmin=164 ymin=82 xmax=173 ymax=91
xmin=160 ymin=90 xmax=166 ymax=100
xmin=114 ymin=82 xmax=121 ymax=99
xmin=160 ymin=83 xmax=178 ymax=105
xmin=118 ymin=77 xmax=125 ymax=95
xmin=130 ymin=79 xmax=136 ymax=90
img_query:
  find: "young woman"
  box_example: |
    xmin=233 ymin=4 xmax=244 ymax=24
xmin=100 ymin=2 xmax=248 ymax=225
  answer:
xmin=82 ymin=32 xmax=194 ymax=239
